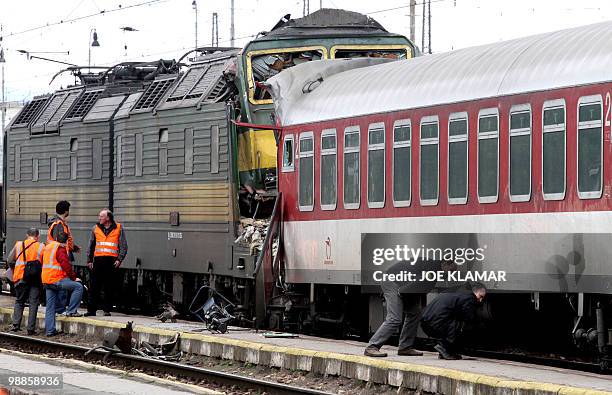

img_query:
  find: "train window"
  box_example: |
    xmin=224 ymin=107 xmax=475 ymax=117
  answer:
xmin=393 ymin=120 xmax=411 ymax=207
xmin=509 ymin=105 xmax=532 ymax=202
xmin=299 ymin=132 xmax=314 ymax=211
xmin=248 ymin=47 xmax=326 ymax=103
xmin=343 ymin=126 xmax=360 ymax=209
xmin=32 ymin=158 xmax=38 ymax=182
xmin=542 ymin=100 xmax=566 ymax=200
xmin=184 ymin=129 xmax=193 ymax=175
xmin=448 ymin=113 xmax=468 ymax=205
xmin=50 ymin=157 xmax=57 ymax=181
xmin=211 ymin=125 xmax=220 ymax=174
xmin=70 ymin=155 xmax=77 ymax=181
xmin=331 ymin=45 xmax=409 ymax=59
xmin=14 ymin=145 xmax=21 ymax=183
xmin=577 ymin=95 xmax=603 ymax=199
xmin=282 ymin=134 xmax=295 ymax=172
xmin=116 ymin=135 xmax=123 ymax=178
xmin=320 ymin=129 xmax=337 ymax=210
xmin=368 ymin=123 xmax=385 ymax=208
xmin=70 ymin=139 xmax=78 ymax=180
xmin=477 ymin=108 xmax=499 ymax=203
xmin=92 ymin=138 xmax=102 ymax=180
xmin=420 ymin=116 xmax=439 ymax=206
xmin=159 ymin=128 xmax=168 ymax=176
xmin=136 ymin=133 xmax=144 ymax=177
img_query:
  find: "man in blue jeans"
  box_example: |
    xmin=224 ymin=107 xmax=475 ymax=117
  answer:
xmin=42 ymin=234 xmax=83 ymax=337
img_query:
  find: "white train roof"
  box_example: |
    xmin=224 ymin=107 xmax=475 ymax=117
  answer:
xmin=266 ymin=21 xmax=612 ymax=127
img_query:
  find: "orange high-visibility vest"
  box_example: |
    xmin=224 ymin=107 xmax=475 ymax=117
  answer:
xmin=13 ymin=239 xmax=44 ymax=282
xmin=42 ymin=241 xmax=66 ymax=285
xmin=47 ymin=219 xmax=74 ymax=252
xmin=94 ymin=223 xmax=121 ymax=258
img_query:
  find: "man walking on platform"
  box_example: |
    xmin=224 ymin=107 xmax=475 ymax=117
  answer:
xmin=8 ymin=228 xmax=44 ymax=335
xmin=85 ymin=209 xmax=128 ymax=317
xmin=42 ymin=233 xmax=84 ymax=337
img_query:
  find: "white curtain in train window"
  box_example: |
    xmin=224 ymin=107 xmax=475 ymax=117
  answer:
xmin=420 ymin=116 xmax=439 ymax=205
xmin=393 ymin=120 xmax=411 ymax=206
xmin=368 ymin=124 xmax=385 ymax=208
xmin=542 ymin=100 xmax=565 ymax=200
xmin=299 ymin=132 xmax=314 ymax=210
xmin=577 ymin=96 xmax=602 ymax=199
xmin=343 ymin=127 xmax=360 ymax=209
xmin=509 ymin=105 xmax=531 ymax=202
xmin=320 ymin=129 xmax=337 ymax=210
xmin=448 ymin=114 xmax=467 ymax=204
xmin=477 ymin=109 xmax=499 ymax=203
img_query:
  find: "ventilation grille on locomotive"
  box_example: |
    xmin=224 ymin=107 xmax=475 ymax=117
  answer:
xmin=204 ymin=78 xmax=228 ymax=102
xmin=12 ymin=96 xmax=50 ymax=127
xmin=162 ymin=62 xmax=226 ymax=106
xmin=132 ymin=77 xmax=177 ymax=111
xmin=31 ymin=89 xmax=83 ymax=134
xmin=64 ymin=89 xmax=103 ymax=120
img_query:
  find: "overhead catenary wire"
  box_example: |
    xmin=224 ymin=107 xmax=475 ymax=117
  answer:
xmin=4 ymin=0 xmax=169 ymax=39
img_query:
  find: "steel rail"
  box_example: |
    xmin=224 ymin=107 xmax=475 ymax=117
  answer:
xmin=0 ymin=331 xmax=333 ymax=395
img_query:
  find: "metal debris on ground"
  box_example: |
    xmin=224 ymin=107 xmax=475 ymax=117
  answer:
xmin=84 ymin=321 xmax=135 ymax=362
xmin=189 ymin=286 xmax=235 ymax=334
xmin=133 ymin=332 xmax=183 ymax=362
xmin=156 ymin=302 xmax=179 ymax=323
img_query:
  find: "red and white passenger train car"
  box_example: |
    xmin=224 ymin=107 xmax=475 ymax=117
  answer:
xmin=267 ymin=22 xmax=612 ymax=342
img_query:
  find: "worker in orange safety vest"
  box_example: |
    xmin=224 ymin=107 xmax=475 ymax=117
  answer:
xmin=85 ymin=209 xmax=128 ymax=317
xmin=42 ymin=232 xmax=84 ymax=337
xmin=47 ymin=200 xmax=81 ymax=258
xmin=7 ymin=228 xmax=44 ymax=334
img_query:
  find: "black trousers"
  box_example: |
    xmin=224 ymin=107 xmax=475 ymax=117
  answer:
xmin=421 ymin=319 xmax=462 ymax=353
xmin=87 ymin=256 xmax=116 ymax=313
xmin=12 ymin=281 xmax=41 ymax=331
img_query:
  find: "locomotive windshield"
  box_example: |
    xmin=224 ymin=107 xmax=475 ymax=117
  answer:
xmin=249 ymin=48 xmax=325 ymax=101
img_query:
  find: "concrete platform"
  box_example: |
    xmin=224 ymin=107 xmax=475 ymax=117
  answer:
xmin=0 ymin=294 xmax=610 ymax=395
xmin=0 ymin=348 xmax=217 ymax=394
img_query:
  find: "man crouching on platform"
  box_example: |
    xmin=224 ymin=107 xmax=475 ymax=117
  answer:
xmin=364 ymin=260 xmax=455 ymax=357
xmin=420 ymin=283 xmax=486 ymax=360
xmin=42 ymin=233 xmax=84 ymax=337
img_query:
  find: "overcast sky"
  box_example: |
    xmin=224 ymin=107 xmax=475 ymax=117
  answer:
xmin=1 ymin=0 xmax=612 ymax=102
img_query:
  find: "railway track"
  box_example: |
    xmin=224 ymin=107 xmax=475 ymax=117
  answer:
xmin=0 ymin=331 xmax=333 ymax=395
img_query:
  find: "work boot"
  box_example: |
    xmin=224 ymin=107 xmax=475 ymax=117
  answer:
xmin=398 ymin=347 xmax=423 ymax=356
xmin=435 ymin=344 xmax=461 ymax=360
xmin=9 ymin=326 xmax=20 ymax=332
xmin=27 ymin=330 xmax=37 ymax=336
xmin=364 ymin=345 xmax=387 ymax=357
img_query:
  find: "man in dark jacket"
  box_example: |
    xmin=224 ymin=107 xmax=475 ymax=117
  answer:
xmin=85 ymin=209 xmax=128 ymax=317
xmin=364 ymin=260 xmax=453 ymax=357
xmin=420 ymin=283 xmax=486 ymax=359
